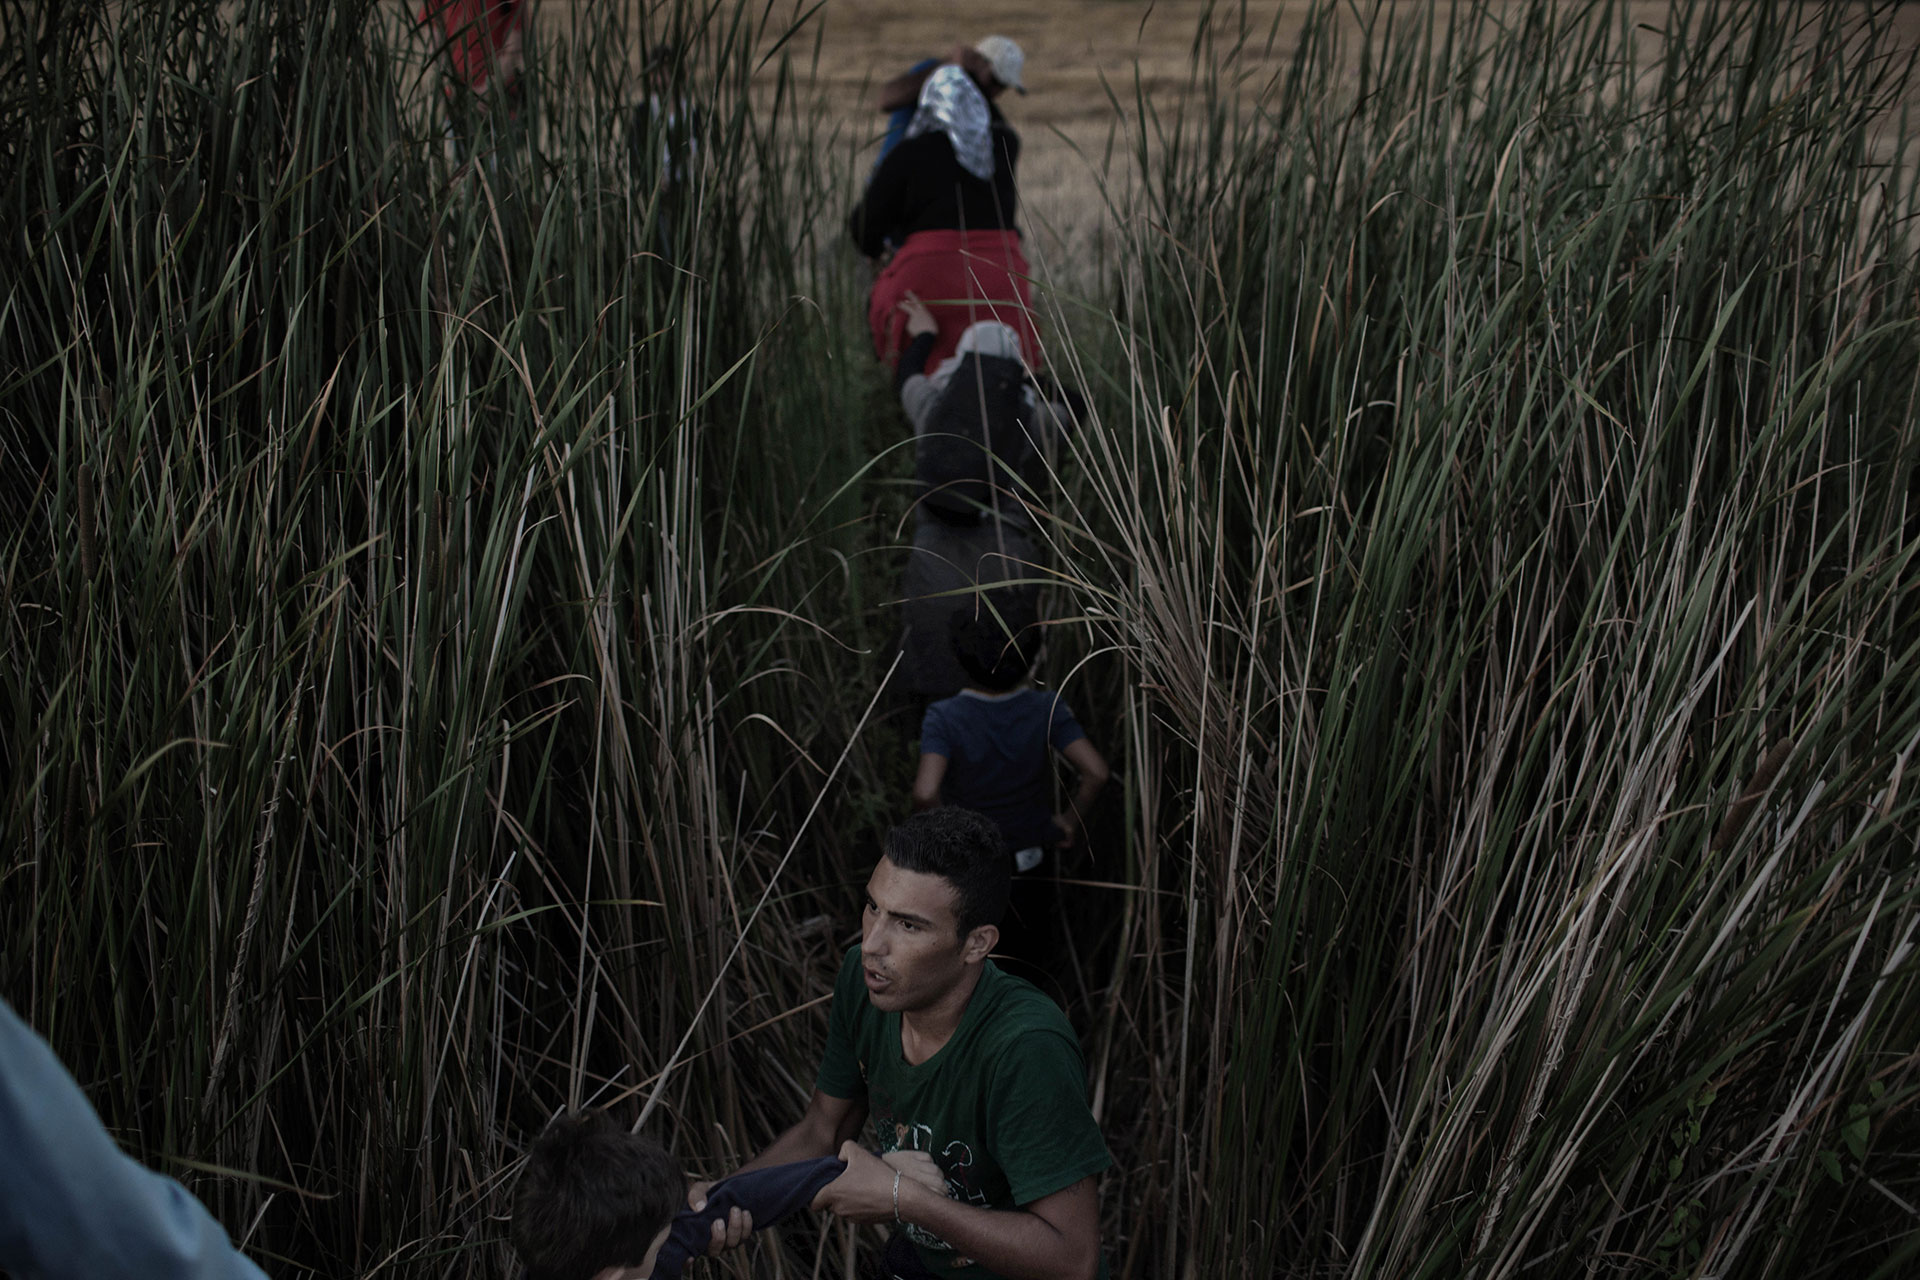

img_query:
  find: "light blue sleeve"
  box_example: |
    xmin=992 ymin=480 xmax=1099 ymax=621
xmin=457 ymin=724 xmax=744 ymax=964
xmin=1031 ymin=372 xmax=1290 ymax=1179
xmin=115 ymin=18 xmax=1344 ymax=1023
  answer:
xmin=0 ymin=997 xmax=271 ymax=1280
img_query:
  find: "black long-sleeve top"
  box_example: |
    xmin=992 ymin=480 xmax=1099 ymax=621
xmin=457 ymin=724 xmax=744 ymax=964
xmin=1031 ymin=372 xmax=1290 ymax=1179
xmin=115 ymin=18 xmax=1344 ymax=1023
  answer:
xmin=896 ymin=331 xmax=938 ymax=393
xmin=848 ymin=118 xmax=1021 ymax=258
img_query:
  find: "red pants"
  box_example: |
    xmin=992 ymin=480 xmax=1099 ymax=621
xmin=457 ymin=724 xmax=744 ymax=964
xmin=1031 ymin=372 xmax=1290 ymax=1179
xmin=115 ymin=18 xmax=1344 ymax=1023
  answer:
xmin=868 ymin=229 xmax=1043 ymax=372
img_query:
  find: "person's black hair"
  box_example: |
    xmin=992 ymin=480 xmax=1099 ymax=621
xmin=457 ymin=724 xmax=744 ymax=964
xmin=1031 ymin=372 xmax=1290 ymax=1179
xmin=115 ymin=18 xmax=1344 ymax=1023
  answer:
xmin=882 ymin=807 xmax=1011 ymax=935
xmin=512 ymin=1111 xmax=682 ymax=1280
xmin=949 ymin=602 xmax=1035 ymax=693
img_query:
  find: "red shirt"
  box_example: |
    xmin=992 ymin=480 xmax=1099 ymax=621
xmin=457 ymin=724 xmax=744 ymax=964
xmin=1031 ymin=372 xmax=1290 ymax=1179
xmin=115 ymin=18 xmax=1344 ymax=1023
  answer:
xmin=421 ymin=0 xmax=525 ymax=93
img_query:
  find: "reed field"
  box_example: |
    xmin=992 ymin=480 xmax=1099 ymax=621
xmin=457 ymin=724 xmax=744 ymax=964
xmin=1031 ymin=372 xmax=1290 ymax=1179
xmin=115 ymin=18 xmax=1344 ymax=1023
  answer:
xmin=3 ymin=0 xmax=1918 ymax=1277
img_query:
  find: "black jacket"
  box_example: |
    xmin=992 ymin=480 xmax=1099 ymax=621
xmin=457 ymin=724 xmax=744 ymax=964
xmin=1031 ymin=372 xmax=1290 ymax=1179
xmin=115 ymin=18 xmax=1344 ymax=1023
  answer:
xmin=848 ymin=116 xmax=1020 ymax=257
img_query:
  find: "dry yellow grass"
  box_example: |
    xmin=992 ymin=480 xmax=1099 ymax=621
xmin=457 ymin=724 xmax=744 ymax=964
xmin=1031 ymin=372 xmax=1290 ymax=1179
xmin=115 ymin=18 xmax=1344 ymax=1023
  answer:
xmin=538 ymin=2 xmax=1920 ymax=296
xmin=806 ymin=1 xmax=1307 ymax=285
xmin=794 ymin=1 xmax=1920 ymax=292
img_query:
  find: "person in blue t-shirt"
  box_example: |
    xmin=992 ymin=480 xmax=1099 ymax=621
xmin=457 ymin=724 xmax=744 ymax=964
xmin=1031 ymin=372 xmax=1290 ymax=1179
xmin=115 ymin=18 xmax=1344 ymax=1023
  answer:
xmin=911 ymin=607 xmax=1109 ymax=973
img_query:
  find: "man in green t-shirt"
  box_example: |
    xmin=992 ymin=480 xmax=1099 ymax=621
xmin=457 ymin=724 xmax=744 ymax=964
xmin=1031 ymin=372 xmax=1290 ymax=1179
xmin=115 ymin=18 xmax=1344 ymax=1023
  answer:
xmin=694 ymin=807 xmax=1110 ymax=1279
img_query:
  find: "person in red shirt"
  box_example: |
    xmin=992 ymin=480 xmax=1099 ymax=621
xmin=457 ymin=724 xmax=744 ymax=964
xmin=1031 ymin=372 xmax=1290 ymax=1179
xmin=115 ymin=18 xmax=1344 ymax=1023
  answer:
xmin=422 ymin=0 xmax=528 ymax=100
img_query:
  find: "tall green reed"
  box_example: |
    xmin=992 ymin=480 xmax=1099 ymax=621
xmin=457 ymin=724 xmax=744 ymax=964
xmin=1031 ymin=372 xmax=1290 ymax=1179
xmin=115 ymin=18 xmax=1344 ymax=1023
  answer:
xmin=2 ymin=0 xmax=886 ymax=1273
xmin=1056 ymin=0 xmax=1920 ymax=1274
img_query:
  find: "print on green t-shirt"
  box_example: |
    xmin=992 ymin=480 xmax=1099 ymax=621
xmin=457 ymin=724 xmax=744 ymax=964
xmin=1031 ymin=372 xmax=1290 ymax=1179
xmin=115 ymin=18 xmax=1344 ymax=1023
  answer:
xmin=814 ymin=947 xmax=1112 ymax=1279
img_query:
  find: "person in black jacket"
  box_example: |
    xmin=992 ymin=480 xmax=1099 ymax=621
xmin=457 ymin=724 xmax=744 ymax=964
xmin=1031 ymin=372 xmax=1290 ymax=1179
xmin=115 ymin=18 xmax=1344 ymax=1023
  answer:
xmin=852 ymin=65 xmax=1043 ymax=375
xmin=848 ymin=108 xmax=1019 ymax=261
xmin=891 ymin=295 xmax=1082 ymax=702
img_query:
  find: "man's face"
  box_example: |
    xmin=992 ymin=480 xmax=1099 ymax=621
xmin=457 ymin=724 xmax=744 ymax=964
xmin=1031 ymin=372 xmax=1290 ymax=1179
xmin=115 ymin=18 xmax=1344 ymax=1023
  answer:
xmin=860 ymin=858 xmax=980 ymax=1013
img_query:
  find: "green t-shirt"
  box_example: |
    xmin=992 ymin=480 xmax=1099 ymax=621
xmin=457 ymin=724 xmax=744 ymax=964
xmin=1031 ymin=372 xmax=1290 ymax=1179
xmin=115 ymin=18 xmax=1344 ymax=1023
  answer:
xmin=814 ymin=946 xmax=1112 ymax=1279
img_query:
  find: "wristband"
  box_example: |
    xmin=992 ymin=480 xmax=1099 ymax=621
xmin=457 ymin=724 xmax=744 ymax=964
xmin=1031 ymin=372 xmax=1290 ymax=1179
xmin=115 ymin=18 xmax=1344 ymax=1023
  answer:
xmin=893 ymin=1169 xmax=903 ymax=1223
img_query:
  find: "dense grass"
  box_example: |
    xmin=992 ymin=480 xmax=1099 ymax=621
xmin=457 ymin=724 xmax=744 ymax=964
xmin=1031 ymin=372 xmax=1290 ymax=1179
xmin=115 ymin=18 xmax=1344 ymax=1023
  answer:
xmin=1071 ymin=1 xmax=1920 ymax=1275
xmin=4 ymin=0 xmax=1918 ymax=1277
xmin=1 ymin=0 xmax=890 ymax=1273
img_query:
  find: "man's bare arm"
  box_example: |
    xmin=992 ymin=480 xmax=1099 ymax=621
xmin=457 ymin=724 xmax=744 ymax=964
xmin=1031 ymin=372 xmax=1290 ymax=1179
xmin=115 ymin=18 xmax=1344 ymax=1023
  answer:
xmin=689 ymin=1089 xmax=868 ymax=1256
xmin=876 ymin=66 xmax=934 ymax=112
xmin=876 ymin=44 xmax=992 ymax=111
xmin=737 ymin=1088 xmax=867 ymax=1176
xmin=820 ymin=1144 xmax=1099 ymax=1280
xmin=1053 ymin=737 xmax=1110 ymax=848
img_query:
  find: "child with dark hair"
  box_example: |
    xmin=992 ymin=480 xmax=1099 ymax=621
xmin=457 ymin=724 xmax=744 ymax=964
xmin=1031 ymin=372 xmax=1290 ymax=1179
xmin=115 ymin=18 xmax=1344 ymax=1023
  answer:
xmin=512 ymin=1113 xmax=682 ymax=1280
xmin=512 ymin=1111 xmax=894 ymax=1280
xmin=911 ymin=607 xmax=1109 ymax=973
xmin=512 ymin=1111 xmax=945 ymax=1280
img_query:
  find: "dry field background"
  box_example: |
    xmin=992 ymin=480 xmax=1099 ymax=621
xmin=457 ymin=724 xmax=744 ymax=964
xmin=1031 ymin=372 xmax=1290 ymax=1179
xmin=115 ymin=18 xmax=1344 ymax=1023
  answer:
xmin=746 ymin=0 xmax=1920 ymax=282
xmin=531 ymin=1 xmax=1920 ymax=292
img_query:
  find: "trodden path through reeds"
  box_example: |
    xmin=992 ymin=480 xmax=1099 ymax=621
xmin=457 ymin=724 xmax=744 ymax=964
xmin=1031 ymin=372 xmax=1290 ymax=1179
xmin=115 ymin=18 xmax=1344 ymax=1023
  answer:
xmin=4 ymin=1 xmax=1919 ymax=1277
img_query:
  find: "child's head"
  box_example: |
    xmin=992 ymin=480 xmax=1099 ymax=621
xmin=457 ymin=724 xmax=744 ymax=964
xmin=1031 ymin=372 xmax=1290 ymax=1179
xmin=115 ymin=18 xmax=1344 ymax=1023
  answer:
xmin=950 ymin=603 xmax=1036 ymax=692
xmin=512 ymin=1111 xmax=682 ymax=1280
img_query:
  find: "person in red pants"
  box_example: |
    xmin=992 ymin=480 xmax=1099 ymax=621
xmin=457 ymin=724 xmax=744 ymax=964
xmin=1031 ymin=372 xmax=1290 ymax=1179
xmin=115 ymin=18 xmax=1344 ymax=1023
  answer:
xmin=849 ymin=63 xmax=1043 ymax=375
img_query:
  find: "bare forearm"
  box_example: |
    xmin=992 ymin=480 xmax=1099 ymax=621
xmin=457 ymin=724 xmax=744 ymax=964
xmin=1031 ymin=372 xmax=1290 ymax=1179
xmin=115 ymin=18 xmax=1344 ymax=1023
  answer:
xmin=1069 ymin=774 xmax=1102 ymax=822
xmin=736 ymin=1099 xmax=865 ymax=1176
xmin=1060 ymin=741 xmax=1109 ymax=830
xmin=910 ymin=753 xmax=947 ymax=812
xmin=893 ymin=1181 xmax=1096 ymax=1280
xmin=876 ymin=69 xmax=930 ymax=111
xmin=747 ymin=1123 xmax=841 ymax=1175
xmin=737 ymin=1127 xmax=829 ymax=1176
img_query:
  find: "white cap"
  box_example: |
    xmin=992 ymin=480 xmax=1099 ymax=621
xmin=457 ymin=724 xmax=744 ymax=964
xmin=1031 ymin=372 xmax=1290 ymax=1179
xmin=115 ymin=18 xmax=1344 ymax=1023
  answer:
xmin=973 ymin=35 xmax=1026 ymax=94
xmin=955 ymin=320 xmax=1025 ymax=362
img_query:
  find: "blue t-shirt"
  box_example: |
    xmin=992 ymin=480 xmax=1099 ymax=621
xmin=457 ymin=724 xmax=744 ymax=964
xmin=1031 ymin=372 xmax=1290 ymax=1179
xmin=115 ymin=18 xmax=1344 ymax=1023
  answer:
xmin=920 ymin=688 xmax=1087 ymax=853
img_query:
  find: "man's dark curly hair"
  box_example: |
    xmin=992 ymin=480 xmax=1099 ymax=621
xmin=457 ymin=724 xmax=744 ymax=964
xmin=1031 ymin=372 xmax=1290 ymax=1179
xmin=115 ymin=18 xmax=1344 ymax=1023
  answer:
xmin=883 ymin=806 xmax=1011 ymax=935
xmin=511 ymin=1111 xmax=682 ymax=1280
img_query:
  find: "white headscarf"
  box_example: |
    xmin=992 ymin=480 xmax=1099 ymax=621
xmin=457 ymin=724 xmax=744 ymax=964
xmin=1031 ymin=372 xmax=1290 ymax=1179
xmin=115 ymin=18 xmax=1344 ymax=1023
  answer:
xmin=926 ymin=321 xmax=1027 ymax=391
xmin=955 ymin=320 xmax=1024 ymax=361
xmin=904 ymin=65 xmax=994 ymax=182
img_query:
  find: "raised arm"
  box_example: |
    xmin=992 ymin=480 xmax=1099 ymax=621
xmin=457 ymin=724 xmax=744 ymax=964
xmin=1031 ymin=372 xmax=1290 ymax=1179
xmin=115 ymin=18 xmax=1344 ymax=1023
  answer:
xmin=823 ymin=1143 xmax=1099 ymax=1280
xmin=897 ymin=293 xmax=940 ymax=402
xmin=876 ymin=65 xmax=935 ymax=112
xmin=876 ymin=47 xmax=983 ymax=111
